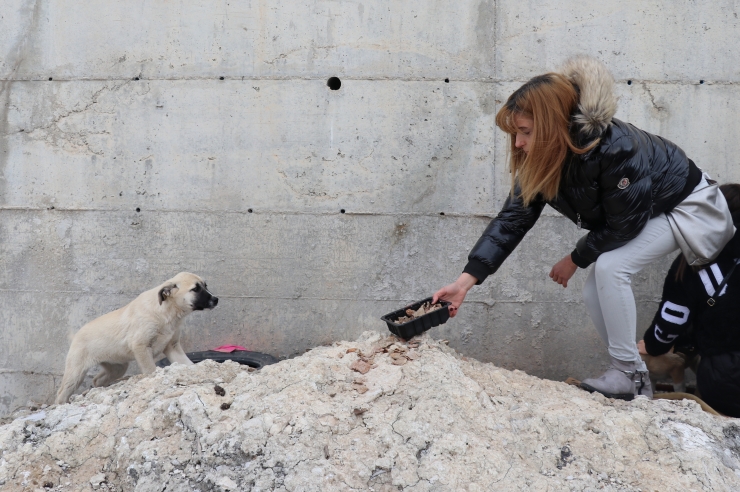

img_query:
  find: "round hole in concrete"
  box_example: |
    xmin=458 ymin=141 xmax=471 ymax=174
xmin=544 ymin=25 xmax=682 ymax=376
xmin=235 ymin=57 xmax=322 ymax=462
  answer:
xmin=220 ymin=76 xmax=224 ymax=80
xmin=248 ymin=208 xmax=253 ymax=213
xmin=48 ymin=77 xmax=53 ymax=81
xmin=627 ymin=80 xmax=632 ymax=85
xmin=340 ymin=209 xmax=346 ymax=214
xmin=700 ymin=80 xmax=705 ymax=84
xmin=134 ymin=77 xmax=139 ymax=81
xmin=135 ymin=207 xmax=141 ymax=213
xmin=444 ymin=78 xmax=449 ymax=83
xmin=327 ymin=77 xmax=342 ymax=90
xmin=439 ymin=212 xmax=445 ymax=216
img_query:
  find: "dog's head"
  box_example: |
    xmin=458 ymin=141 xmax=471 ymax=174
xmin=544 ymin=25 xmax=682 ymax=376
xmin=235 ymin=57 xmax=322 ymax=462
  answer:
xmin=158 ymin=272 xmax=219 ymax=312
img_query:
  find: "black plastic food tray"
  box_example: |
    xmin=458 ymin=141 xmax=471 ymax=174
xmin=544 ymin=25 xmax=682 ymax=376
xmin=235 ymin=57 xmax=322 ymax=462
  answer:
xmin=381 ymin=297 xmax=451 ymax=339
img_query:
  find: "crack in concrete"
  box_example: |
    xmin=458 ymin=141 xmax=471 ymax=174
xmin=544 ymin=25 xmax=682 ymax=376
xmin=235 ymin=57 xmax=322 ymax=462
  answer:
xmin=0 ymin=79 xmax=136 ymax=161
xmin=642 ymin=82 xmax=666 ymax=113
xmin=0 ymin=0 xmax=46 ymax=206
xmin=25 ymin=84 xmax=114 ymax=136
xmin=0 ymin=369 xmax=61 ymax=376
xmin=351 ymin=148 xmax=374 ymax=174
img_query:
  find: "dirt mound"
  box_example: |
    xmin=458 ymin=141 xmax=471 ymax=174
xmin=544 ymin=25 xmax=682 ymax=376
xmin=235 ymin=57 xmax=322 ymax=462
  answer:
xmin=1 ymin=331 xmax=739 ymax=491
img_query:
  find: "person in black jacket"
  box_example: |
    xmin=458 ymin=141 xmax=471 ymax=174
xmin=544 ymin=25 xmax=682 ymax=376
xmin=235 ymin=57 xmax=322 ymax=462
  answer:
xmin=640 ymin=184 xmax=740 ymax=416
xmin=433 ymin=56 xmax=733 ymax=401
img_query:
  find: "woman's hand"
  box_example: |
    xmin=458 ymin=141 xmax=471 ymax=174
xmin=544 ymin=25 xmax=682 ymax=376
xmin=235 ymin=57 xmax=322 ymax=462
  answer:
xmin=549 ymin=255 xmax=578 ymax=288
xmin=433 ymin=273 xmax=478 ymax=318
xmin=637 ymin=339 xmax=648 ymax=355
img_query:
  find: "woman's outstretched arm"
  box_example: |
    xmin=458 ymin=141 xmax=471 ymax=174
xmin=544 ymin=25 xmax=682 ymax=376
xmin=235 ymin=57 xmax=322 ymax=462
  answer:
xmin=432 ymin=273 xmax=478 ymax=318
xmin=465 ymin=186 xmax=546 ymax=284
xmin=433 ymin=185 xmax=545 ymax=316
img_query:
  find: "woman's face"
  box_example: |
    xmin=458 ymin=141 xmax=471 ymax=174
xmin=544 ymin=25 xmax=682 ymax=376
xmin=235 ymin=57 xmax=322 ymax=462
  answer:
xmin=513 ymin=113 xmax=533 ymax=154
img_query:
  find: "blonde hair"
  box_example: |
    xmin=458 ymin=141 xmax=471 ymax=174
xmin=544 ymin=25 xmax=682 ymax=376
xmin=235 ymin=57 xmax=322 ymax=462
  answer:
xmin=496 ymin=73 xmax=599 ymax=205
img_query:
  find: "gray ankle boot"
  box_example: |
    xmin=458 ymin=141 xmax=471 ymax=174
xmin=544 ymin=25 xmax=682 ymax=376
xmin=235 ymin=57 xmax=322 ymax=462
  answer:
xmin=633 ymin=366 xmax=653 ymax=399
xmin=580 ymin=357 xmax=653 ymax=401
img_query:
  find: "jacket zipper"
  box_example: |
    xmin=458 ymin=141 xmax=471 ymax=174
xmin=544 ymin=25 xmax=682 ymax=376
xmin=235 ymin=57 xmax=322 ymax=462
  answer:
xmin=577 ymin=213 xmax=582 ymax=229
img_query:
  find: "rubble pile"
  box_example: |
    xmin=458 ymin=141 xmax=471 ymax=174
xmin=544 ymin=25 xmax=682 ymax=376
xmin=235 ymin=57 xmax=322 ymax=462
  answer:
xmin=1 ymin=331 xmax=739 ymax=491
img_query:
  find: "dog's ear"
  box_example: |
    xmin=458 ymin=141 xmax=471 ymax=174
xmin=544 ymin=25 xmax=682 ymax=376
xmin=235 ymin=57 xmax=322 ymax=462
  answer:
xmin=158 ymin=283 xmax=177 ymax=305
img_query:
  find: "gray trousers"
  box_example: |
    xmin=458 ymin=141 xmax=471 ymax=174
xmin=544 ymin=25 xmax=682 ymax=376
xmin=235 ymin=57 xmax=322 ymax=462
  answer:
xmin=582 ymin=212 xmax=678 ymax=368
xmin=582 ymin=174 xmax=732 ymax=370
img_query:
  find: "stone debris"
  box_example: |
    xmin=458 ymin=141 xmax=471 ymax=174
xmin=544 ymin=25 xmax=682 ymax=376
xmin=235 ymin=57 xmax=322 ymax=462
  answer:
xmin=349 ymin=359 xmax=372 ymax=374
xmin=1 ymin=330 xmax=740 ymax=491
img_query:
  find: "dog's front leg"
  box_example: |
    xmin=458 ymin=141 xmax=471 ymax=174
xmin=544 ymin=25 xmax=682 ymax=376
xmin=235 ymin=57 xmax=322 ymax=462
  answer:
xmin=163 ymin=340 xmax=194 ymax=366
xmin=670 ymin=365 xmax=687 ymax=393
xmin=132 ymin=344 xmax=158 ymax=374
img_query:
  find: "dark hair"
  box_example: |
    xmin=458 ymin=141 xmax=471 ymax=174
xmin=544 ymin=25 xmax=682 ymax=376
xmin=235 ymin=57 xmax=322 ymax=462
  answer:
xmin=720 ymin=183 xmax=740 ymax=220
xmin=675 ymin=183 xmax=740 ymax=281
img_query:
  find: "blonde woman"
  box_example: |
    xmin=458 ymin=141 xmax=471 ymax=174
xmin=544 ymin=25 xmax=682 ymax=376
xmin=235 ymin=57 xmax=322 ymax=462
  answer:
xmin=433 ymin=56 xmax=732 ymax=400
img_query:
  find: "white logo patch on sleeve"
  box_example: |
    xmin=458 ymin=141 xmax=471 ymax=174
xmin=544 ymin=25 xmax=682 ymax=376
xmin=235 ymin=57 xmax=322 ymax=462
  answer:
xmin=660 ymin=301 xmax=690 ymax=325
xmin=654 ymin=325 xmax=679 ymax=344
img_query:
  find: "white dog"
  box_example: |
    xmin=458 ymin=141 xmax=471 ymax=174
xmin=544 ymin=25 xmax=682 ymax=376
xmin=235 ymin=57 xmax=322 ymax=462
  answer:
xmin=56 ymin=272 xmax=218 ymax=403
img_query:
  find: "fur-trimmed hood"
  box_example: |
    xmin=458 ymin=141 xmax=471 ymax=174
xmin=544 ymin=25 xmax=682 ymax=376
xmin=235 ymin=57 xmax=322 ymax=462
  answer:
xmin=558 ymin=55 xmax=618 ymax=141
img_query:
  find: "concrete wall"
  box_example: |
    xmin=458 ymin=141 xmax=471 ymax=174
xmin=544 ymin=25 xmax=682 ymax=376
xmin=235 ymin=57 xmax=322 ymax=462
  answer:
xmin=2 ymin=0 xmax=739 ymax=415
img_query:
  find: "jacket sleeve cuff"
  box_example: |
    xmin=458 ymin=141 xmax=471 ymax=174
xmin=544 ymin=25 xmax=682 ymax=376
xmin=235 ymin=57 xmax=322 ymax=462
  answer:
xmin=570 ymin=249 xmax=592 ymax=269
xmin=642 ymin=327 xmax=672 ymax=356
xmin=463 ymin=259 xmax=490 ymax=285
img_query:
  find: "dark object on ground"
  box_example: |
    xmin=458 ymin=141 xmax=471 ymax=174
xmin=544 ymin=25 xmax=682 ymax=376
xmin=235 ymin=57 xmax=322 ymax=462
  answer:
xmin=214 ymin=384 xmax=225 ymax=396
xmin=156 ymin=350 xmax=279 ymax=369
xmin=381 ymin=297 xmax=451 ymax=340
xmin=655 ymin=383 xmax=697 ymax=394
xmin=220 ymin=402 xmax=231 ymax=410
xmin=556 ymin=445 xmax=575 ymax=469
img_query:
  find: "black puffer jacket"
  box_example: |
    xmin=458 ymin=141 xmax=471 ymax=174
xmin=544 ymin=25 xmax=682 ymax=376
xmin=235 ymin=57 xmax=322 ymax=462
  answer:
xmin=464 ymin=57 xmax=702 ymax=283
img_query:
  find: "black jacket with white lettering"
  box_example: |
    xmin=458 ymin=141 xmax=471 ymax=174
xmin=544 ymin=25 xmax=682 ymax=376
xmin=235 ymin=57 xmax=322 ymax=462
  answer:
xmin=643 ymin=227 xmax=740 ymax=358
xmin=463 ymin=57 xmax=702 ymax=284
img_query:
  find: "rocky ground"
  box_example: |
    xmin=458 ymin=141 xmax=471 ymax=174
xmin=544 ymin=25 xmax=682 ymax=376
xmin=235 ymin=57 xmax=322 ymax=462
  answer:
xmin=1 ymin=331 xmax=739 ymax=492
